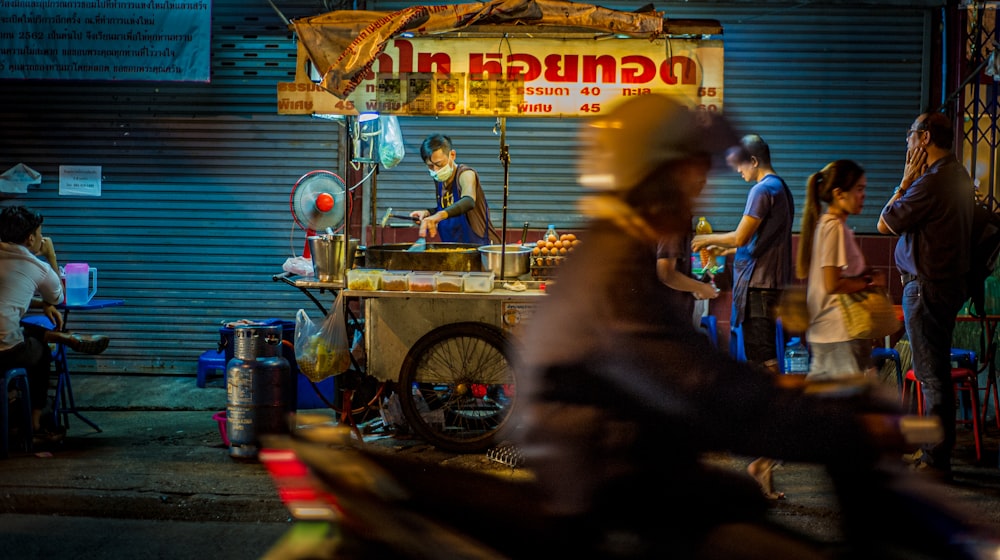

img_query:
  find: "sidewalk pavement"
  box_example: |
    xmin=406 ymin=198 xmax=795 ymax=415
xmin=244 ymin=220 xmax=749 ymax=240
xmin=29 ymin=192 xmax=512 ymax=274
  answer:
xmin=0 ymin=374 xmax=514 ymax=523
xmin=4 ymin=374 xmax=1000 ymax=556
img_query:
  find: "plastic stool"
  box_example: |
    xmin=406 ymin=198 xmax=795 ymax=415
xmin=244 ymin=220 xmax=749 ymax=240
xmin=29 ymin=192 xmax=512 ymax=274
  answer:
xmin=871 ymin=347 xmax=903 ymax=393
xmin=700 ymin=315 xmax=718 ymax=348
xmin=2 ymin=368 xmax=33 ymax=458
xmin=197 ymin=350 xmax=227 ymax=388
xmin=730 ymin=324 xmax=746 ymax=362
xmin=904 ymin=367 xmax=982 ymax=462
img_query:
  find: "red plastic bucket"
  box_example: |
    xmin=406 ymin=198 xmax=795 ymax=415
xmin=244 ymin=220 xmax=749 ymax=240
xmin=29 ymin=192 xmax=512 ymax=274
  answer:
xmin=212 ymin=411 xmax=230 ymax=447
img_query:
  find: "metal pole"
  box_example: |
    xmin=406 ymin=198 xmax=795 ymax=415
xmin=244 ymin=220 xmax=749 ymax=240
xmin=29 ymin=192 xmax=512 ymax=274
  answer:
xmin=498 ymin=117 xmax=510 ymax=280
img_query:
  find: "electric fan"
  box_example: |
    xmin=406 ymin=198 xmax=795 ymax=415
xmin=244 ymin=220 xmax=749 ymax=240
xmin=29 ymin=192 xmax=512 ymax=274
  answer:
xmin=289 ymin=170 xmax=351 ymax=258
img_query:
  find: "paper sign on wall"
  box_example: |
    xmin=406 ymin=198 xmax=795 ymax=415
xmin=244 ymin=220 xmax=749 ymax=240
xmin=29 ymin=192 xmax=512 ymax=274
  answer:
xmin=59 ymin=166 xmax=102 ymax=197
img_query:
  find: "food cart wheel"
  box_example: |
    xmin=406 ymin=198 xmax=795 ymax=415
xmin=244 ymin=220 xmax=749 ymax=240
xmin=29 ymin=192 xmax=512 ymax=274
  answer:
xmin=397 ymin=322 xmax=516 ymax=454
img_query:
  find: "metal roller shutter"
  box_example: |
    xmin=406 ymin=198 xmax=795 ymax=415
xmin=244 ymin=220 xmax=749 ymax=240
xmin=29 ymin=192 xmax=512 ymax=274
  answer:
xmin=0 ymin=1 xmax=939 ymax=375
xmin=0 ymin=1 xmax=345 ymax=374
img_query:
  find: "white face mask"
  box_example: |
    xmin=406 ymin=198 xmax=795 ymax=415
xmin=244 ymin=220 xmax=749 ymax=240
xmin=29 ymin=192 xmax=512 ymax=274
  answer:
xmin=429 ymin=162 xmax=455 ymax=182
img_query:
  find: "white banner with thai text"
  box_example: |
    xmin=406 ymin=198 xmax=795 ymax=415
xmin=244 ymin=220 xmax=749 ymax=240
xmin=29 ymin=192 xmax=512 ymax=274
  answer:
xmin=280 ymin=36 xmax=723 ymax=118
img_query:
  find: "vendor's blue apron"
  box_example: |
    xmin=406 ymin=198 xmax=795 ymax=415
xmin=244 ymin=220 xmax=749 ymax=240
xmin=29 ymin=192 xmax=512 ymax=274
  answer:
xmin=434 ymin=166 xmax=491 ymax=245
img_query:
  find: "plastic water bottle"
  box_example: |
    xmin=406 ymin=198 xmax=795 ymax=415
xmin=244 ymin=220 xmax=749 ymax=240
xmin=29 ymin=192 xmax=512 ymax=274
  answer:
xmin=784 ymin=337 xmax=810 ymax=375
xmin=544 ymin=224 xmax=559 ymax=243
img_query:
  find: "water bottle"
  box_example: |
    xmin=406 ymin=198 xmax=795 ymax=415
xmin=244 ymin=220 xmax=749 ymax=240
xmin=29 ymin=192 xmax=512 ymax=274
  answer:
xmin=783 ymin=337 xmax=810 ymax=375
xmin=544 ymin=224 xmax=559 ymax=243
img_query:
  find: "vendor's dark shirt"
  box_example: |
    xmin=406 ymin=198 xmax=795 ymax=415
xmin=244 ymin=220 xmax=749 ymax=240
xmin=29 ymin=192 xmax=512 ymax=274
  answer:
xmin=880 ymin=154 xmax=973 ymax=280
xmin=656 ymin=231 xmax=695 ymax=318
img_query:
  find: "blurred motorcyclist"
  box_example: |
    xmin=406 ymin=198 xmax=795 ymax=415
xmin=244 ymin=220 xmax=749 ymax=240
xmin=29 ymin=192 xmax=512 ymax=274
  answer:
xmin=510 ymin=94 xmax=981 ymax=559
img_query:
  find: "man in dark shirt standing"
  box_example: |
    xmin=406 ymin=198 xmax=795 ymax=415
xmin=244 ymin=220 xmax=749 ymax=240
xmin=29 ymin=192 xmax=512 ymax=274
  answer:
xmin=877 ymin=111 xmax=974 ymax=479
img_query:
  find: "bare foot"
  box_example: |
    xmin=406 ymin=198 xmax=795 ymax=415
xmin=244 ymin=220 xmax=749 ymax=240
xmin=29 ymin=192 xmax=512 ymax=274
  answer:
xmin=748 ymin=457 xmax=785 ymax=500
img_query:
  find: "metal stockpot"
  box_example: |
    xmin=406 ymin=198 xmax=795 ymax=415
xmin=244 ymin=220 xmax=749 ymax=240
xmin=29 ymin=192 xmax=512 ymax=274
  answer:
xmin=308 ymin=235 xmax=361 ymax=282
xmin=365 ymin=243 xmax=483 ymax=272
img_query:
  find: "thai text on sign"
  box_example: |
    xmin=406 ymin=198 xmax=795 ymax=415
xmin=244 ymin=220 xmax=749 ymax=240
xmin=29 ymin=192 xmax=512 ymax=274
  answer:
xmin=279 ymin=36 xmax=722 ymax=117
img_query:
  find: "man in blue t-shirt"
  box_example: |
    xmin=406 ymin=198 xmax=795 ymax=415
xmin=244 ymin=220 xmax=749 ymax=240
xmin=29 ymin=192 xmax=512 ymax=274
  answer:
xmin=692 ymin=134 xmax=794 ymax=370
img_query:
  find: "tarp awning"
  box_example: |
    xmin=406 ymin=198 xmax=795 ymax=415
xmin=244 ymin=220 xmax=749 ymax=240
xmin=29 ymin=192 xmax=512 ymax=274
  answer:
xmin=289 ymin=0 xmax=718 ymax=100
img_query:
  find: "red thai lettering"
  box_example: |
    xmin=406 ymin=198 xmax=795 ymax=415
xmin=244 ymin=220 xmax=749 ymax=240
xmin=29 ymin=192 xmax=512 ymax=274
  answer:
xmin=620 ymin=55 xmax=656 ymax=84
xmin=507 ymin=53 xmax=541 ymax=81
xmin=660 ymin=56 xmax=697 ymax=85
xmin=543 ymin=54 xmax=578 ymax=83
xmin=469 ymin=53 xmax=504 ymax=78
xmin=417 ymin=51 xmax=450 ymax=74
xmin=581 ymin=55 xmax=617 ymax=83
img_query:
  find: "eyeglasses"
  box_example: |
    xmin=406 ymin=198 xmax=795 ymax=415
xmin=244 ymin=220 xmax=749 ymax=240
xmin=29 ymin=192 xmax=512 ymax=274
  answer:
xmin=907 ymin=127 xmax=926 ymax=137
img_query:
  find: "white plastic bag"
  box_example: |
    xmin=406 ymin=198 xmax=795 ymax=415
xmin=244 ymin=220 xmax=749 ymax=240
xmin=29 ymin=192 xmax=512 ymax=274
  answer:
xmin=379 ymin=115 xmax=405 ymax=169
xmin=283 ymin=255 xmax=314 ymax=276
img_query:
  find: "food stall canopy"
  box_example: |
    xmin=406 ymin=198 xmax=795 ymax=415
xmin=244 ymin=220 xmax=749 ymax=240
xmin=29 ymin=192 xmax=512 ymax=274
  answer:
xmin=282 ymin=0 xmax=723 ymax=118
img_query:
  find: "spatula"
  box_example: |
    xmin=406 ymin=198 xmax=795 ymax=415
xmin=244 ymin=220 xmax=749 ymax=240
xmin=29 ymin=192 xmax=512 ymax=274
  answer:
xmin=406 ymin=237 xmax=427 ymax=252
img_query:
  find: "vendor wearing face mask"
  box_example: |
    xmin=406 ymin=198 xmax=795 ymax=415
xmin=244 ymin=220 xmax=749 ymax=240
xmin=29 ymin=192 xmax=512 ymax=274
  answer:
xmin=409 ymin=133 xmax=500 ymax=245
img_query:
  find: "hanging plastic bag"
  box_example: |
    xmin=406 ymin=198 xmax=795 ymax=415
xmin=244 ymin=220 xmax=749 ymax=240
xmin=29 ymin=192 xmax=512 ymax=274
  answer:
xmin=379 ymin=115 xmax=405 ymax=169
xmin=294 ymin=293 xmax=351 ymax=381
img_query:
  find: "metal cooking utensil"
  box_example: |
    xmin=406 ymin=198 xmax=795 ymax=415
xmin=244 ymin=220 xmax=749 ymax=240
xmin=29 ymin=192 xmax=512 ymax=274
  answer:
xmin=380 ymin=207 xmax=420 ymax=228
xmin=406 ymin=237 xmax=427 ymax=252
xmin=520 ymin=222 xmax=530 ymax=245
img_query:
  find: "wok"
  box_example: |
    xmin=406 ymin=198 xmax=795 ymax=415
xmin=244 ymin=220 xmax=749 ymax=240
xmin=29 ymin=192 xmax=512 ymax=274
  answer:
xmin=365 ymin=243 xmax=483 ymax=272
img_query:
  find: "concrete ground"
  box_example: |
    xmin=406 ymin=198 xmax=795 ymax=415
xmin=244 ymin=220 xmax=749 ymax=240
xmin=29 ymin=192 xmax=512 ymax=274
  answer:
xmin=3 ymin=373 xmax=1000 ymax=558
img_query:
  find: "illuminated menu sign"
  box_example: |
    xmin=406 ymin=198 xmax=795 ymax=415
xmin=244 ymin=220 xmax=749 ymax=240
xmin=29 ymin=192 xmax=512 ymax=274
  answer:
xmin=278 ymin=36 xmax=722 ymax=118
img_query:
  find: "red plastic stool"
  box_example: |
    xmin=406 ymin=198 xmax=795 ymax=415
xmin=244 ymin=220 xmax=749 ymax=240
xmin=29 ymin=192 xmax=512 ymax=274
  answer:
xmin=904 ymin=368 xmax=982 ymax=462
xmin=197 ymin=350 xmax=227 ymax=388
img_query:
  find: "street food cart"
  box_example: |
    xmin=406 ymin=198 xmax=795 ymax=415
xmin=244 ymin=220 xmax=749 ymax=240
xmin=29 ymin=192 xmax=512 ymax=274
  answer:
xmin=277 ymin=0 xmax=723 ymax=452
xmin=298 ymin=272 xmax=542 ymax=453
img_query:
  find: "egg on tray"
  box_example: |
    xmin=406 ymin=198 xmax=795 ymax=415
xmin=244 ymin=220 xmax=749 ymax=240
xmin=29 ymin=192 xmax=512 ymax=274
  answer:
xmin=531 ymin=232 xmax=581 ymax=279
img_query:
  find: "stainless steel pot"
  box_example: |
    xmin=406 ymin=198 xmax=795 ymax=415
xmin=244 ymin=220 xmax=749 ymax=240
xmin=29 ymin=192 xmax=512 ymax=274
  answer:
xmin=478 ymin=244 xmax=532 ymax=278
xmin=365 ymin=243 xmax=482 ymax=272
xmin=308 ymin=236 xmax=361 ymax=282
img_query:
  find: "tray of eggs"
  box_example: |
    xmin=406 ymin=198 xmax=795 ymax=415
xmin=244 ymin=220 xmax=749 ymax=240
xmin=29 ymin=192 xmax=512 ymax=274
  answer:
xmin=530 ymin=233 xmax=580 ymax=280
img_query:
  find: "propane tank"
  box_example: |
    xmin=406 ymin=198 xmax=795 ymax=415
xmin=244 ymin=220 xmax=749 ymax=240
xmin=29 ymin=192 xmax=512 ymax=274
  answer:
xmin=226 ymin=324 xmax=292 ymax=459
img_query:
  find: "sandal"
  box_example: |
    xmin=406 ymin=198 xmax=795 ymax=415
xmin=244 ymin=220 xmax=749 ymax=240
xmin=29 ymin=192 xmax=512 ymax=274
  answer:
xmin=64 ymin=333 xmax=110 ymax=355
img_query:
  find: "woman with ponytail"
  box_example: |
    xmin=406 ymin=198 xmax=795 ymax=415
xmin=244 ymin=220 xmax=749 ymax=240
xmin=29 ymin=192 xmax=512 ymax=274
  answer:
xmin=796 ymin=159 xmax=885 ymax=379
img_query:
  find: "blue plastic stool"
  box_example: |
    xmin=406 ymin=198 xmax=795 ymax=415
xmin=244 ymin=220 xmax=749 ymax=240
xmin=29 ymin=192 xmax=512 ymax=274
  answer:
xmin=197 ymin=350 xmax=227 ymax=388
xmin=871 ymin=347 xmax=903 ymax=393
xmin=951 ymin=348 xmax=978 ymax=420
xmin=2 ymin=368 xmax=33 ymax=458
xmin=699 ymin=315 xmax=718 ymax=348
xmin=730 ymin=324 xmax=746 ymax=362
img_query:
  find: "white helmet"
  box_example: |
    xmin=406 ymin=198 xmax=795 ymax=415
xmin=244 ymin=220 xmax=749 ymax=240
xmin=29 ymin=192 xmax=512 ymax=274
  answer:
xmin=577 ymin=94 xmax=738 ymax=192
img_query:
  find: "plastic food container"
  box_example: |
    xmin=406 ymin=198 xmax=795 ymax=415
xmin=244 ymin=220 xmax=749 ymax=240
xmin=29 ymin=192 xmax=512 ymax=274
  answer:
xmin=346 ymin=268 xmax=383 ymax=291
xmin=409 ymin=272 xmax=437 ymax=292
xmin=464 ymin=271 xmax=495 ymax=293
xmin=435 ymin=272 xmax=466 ymax=292
xmin=381 ymin=270 xmax=410 ymax=291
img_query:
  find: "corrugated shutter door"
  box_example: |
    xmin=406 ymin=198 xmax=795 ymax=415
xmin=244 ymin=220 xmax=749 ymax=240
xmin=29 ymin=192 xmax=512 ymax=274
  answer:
xmin=0 ymin=2 xmax=345 ymax=373
xmin=0 ymin=1 xmax=936 ymax=376
xmin=371 ymin=1 xmax=931 ymax=233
